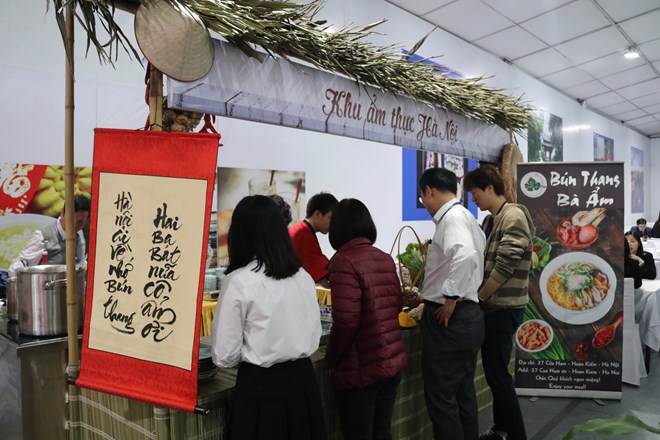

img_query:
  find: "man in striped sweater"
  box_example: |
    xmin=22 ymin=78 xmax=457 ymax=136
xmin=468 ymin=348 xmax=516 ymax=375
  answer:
xmin=464 ymin=165 xmax=535 ymax=440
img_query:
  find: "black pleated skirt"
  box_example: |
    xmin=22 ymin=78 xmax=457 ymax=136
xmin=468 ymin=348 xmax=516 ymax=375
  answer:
xmin=226 ymin=357 xmax=327 ymax=440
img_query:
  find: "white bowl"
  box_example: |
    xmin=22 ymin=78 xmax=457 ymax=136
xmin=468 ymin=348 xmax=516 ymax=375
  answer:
xmin=516 ymin=319 xmax=554 ymax=353
xmin=0 ymin=214 xmax=56 ymax=269
xmin=539 ymin=252 xmax=616 ymax=325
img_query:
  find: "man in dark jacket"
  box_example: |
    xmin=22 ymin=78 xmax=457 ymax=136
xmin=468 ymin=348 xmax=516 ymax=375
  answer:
xmin=630 ymin=218 xmax=653 ymax=239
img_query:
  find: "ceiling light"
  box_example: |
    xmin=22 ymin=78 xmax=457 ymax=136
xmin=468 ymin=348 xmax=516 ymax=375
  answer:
xmin=624 ymin=47 xmax=640 ymax=59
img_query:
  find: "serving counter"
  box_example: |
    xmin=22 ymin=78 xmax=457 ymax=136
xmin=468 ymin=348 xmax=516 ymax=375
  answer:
xmin=0 ymin=310 xmax=74 ymax=440
xmin=0 ymin=306 xmax=493 ymax=440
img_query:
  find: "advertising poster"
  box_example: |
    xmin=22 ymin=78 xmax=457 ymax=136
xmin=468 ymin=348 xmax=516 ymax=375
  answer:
xmin=527 ymin=109 xmax=563 ymax=163
xmin=593 ymin=133 xmax=614 ymax=161
xmin=216 ymin=167 xmax=305 ymax=266
xmin=401 ymin=148 xmax=478 ymax=220
xmin=515 ymin=162 xmax=624 ymax=399
xmin=630 ymin=147 xmax=644 ymax=213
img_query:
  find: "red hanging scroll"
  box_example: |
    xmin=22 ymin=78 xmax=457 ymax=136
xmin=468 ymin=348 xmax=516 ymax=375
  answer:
xmin=76 ymin=129 xmax=219 ymax=412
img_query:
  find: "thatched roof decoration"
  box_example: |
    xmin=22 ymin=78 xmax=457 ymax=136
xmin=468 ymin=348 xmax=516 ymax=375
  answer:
xmin=49 ymin=0 xmax=532 ymax=132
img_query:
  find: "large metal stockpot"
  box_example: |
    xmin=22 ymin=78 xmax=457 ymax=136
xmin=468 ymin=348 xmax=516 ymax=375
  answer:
xmin=7 ymin=276 xmax=18 ymax=321
xmin=16 ymin=265 xmax=86 ymax=336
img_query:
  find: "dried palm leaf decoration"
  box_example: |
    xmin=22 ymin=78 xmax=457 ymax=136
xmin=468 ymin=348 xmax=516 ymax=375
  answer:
xmin=48 ymin=0 xmax=532 ymax=132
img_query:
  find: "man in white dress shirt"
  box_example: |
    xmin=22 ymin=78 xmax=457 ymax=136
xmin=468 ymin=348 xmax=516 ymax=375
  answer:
xmin=9 ymin=194 xmax=90 ymax=276
xmin=418 ymin=167 xmax=486 ymax=440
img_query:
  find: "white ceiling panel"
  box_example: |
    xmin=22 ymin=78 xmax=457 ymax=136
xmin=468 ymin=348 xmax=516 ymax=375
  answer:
xmin=595 ymin=0 xmax=660 ymax=22
xmin=626 ymin=115 xmax=657 ymax=126
xmin=397 ymin=0 xmax=660 ymax=136
xmin=619 ymin=9 xmax=660 ymax=44
xmin=423 ymin=0 xmax=514 ymax=41
xmin=599 ymin=101 xmax=637 ymax=115
xmin=520 ymin=0 xmax=610 ymax=45
xmin=564 ymin=80 xmax=609 ymax=99
xmin=554 ymin=27 xmax=629 ymax=65
xmin=385 ymin=0 xmax=457 ymax=16
xmin=614 ymin=109 xmax=648 ymax=122
xmin=643 ymin=103 xmax=660 ymax=113
xmin=513 ymin=48 xmax=573 ymax=76
xmin=578 ymin=53 xmax=646 ymax=78
xmin=480 ymin=0 xmax=573 ymax=23
xmin=599 ymin=65 xmax=657 ymax=90
xmin=629 ymin=92 xmax=660 ymax=108
xmin=542 ymin=67 xmax=594 ymax=89
xmin=616 ymin=78 xmax=660 ymax=100
xmin=634 ymin=121 xmax=660 ymax=135
xmin=584 ymin=91 xmax=626 ymax=108
xmin=475 ymin=26 xmax=547 ymax=60
xmin=640 ymin=38 xmax=660 ymax=61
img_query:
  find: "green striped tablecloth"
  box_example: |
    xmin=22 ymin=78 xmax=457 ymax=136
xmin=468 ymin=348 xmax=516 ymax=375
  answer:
xmin=69 ymin=326 xmax=493 ymax=439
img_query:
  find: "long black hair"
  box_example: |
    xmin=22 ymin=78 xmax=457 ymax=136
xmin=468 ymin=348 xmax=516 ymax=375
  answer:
xmin=226 ymin=195 xmax=301 ymax=279
xmin=329 ymin=198 xmax=377 ymax=250
xmin=625 ymin=231 xmax=645 ymax=258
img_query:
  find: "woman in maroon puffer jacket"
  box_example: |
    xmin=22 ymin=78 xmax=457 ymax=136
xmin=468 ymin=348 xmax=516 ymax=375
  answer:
xmin=326 ymin=198 xmax=408 ymax=440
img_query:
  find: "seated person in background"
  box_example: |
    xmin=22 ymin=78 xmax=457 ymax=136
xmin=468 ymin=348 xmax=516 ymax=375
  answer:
xmin=9 ymin=194 xmax=91 ymax=276
xmin=630 ymin=218 xmax=653 ymax=239
xmin=289 ymin=192 xmax=338 ymax=284
xmin=652 ymin=211 xmax=660 ymax=238
xmin=624 ymin=231 xmax=656 ymax=289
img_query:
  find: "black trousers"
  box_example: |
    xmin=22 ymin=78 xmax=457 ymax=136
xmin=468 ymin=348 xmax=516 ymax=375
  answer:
xmin=482 ymin=308 xmax=527 ymax=440
xmin=420 ymin=301 xmax=485 ymax=440
xmin=226 ymin=357 xmax=327 ymax=440
xmin=334 ymin=373 xmax=402 ymax=440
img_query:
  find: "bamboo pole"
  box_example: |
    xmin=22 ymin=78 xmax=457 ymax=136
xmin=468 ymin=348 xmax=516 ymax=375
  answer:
xmin=63 ymin=3 xmax=82 ymax=438
xmin=64 ymin=0 xmax=79 ymax=370
xmin=154 ymin=407 xmax=171 ymax=440
xmin=149 ymin=65 xmax=163 ymax=130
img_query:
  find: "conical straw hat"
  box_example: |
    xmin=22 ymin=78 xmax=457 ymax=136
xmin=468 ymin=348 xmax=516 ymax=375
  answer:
xmin=135 ymin=0 xmax=214 ymax=82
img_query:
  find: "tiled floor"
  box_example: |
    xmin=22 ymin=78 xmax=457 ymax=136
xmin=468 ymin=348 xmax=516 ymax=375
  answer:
xmin=478 ymin=353 xmax=660 ymax=439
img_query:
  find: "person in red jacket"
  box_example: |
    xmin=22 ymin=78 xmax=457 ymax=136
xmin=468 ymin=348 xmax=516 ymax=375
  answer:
xmin=289 ymin=192 xmax=338 ymax=283
xmin=325 ymin=198 xmax=408 ymax=440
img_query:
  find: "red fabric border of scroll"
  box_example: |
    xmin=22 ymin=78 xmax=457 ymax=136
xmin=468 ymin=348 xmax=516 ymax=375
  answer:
xmin=76 ymin=128 xmax=219 ymax=412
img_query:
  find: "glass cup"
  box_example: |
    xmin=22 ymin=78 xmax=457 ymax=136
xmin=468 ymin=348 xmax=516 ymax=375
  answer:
xmin=248 ymin=177 xmax=277 ymax=195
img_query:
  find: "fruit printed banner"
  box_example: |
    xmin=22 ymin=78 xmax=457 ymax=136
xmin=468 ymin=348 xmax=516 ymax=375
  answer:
xmin=515 ymin=162 xmax=624 ymax=399
xmin=0 ymin=163 xmax=92 ymax=216
xmin=76 ymin=129 xmax=219 ymax=412
xmin=0 ymin=163 xmax=92 ymax=272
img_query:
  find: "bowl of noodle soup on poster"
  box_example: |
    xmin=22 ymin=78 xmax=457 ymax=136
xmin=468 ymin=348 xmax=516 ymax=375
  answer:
xmin=539 ymin=252 xmax=616 ymax=325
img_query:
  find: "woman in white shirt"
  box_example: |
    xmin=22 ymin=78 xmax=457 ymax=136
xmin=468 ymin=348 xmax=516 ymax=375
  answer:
xmin=211 ymin=195 xmax=326 ymax=440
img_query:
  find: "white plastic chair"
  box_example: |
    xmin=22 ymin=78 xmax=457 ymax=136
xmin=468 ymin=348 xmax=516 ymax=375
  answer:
xmin=622 ymin=278 xmax=647 ymax=385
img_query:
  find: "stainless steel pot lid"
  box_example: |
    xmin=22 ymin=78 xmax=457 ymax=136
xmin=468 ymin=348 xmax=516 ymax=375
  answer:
xmin=16 ymin=264 xmax=84 ymax=274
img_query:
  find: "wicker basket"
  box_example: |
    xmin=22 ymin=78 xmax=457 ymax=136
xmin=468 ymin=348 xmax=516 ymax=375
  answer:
xmin=390 ymin=225 xmax=426 ymax=308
